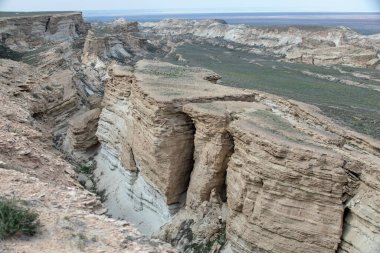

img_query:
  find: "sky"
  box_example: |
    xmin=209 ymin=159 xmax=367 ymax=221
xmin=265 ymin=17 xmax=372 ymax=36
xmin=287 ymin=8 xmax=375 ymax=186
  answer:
xmin=0 ymin=0 xmax=379 ymax=13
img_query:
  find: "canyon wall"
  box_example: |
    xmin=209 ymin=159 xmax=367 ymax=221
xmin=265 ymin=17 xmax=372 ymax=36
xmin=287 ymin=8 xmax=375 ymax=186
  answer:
xmin=0 ymin=12 xmax=89 ymax=51
xmin=143 ymin=19 xmax=380 ymax=69
xmin=0 ymin=56 xmax=174 ymax=253
xmin=90 ymin=60 xmax=380 ymax=252
xmin=3 ymin=12 xmax=380 ymax=253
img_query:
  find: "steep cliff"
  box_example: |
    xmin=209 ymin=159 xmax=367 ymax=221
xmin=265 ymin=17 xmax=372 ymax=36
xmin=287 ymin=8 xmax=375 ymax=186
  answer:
xmin=0 ymin=12 xmax=89 ymax=51
xmin=82 ymin=18 xmax=160 ymax=65
xmin=94 ymin=60 xmax=380 ymax=253
xmin=0 ymin=57 xmax=174 ymax=253
xmin=2 ymin=12 xmax=380 ymax=253
xmin=0 ymin=13 xmax=175 ymax=252
xmin=142 ymin=19 xmax=380 ymax=69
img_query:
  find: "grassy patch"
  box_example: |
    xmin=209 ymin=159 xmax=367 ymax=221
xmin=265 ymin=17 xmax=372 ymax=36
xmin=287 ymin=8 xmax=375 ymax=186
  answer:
xmin=185 ymin=227 xmax=227 ymax=253
xmin=168 ymin=43 xmax=380 ymax=139
xmin=0 ymin=44 xmax=23 ymax=61
xmin=72 ymin=232 xmax=88 ymax=251
xmin=76 ymin=164 xmax=94 ymax=175
xmin=0 ymin=198 xmax=40 ymax=239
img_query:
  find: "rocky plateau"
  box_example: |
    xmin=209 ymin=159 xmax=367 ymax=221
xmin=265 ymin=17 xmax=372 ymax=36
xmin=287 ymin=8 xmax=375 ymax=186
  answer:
xmin=142 ymin=19 xmax=380 ymax=69
xmin=0 ymin=12 xmax=380 ymax=253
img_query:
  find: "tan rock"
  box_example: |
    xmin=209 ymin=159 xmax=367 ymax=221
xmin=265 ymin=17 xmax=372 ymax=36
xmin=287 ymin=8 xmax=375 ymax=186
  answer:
xmin=0 ymin=12 xmax=89 ymax=51
xmin=144 ymin=19 xmax=380 ymax=68
xmin=64 ymin=108 xmax=101 ymax=152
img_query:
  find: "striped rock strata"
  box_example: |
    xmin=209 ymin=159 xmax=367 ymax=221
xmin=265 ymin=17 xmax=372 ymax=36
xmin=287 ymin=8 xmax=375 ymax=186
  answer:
xmin=95 ymin=60 xmax=380 ymax=253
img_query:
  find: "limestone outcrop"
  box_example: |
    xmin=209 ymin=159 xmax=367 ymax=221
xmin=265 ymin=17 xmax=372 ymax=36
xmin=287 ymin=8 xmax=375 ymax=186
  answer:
xmin=0 ymin=12 xmax=89 ymax=51
xmin=94 ymin=59 xmax=380 ymax=253
xmin=63 ymin=108 xmax=101 ymax=153
xmin=142 ymin=19 xmax=380 ymax=68
xmin=0 ymin=57 xmax=174 ymax=253
xmin=82 ymin=19 xmax=158 ymax=65
xmin=0 ymin=13 xmax=177 ymax=252
xmin=93 ymin=61 xmax=255 ymax=234
xmin=2 ymin=11 xmax=380 ymax=253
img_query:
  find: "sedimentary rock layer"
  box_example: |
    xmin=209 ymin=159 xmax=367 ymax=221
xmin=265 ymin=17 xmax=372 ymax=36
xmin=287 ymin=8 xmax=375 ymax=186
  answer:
xmin=95 ymin=59 xmax=380 ymax=252
xmin=94 ymin=61 xmax=256 ymax=234
xmin=143 ymin=19 xmax=380 ymax=68
xmin=0 ymin=12 xmax=89 ymax=51
xmin=63 ymin=108 xmax=101 ymax=153
xmin=0 ymin=55 xmax=174 ymax=252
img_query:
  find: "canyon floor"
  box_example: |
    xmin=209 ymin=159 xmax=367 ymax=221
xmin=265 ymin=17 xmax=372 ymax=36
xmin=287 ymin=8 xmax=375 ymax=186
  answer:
xmin=0 ymin=12 xmax=380 ymax=253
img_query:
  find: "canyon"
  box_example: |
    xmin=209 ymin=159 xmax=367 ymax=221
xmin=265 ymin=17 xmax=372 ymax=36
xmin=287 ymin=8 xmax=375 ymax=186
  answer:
xmin=0 ymin=12 xmax=380 ymax=253
xmin=142 ymin=19 xmax=380 ymax=69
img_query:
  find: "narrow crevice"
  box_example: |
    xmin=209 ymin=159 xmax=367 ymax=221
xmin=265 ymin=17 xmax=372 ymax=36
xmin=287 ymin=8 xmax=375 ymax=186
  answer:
xmin=337 ymin=207 xmax=350 ymax=252
xmin=45 ymin=17 xmax=51 ymax=32
xmin=177 ymin=112 xmax=196 ymax=206
xmin=220 ymin=132 xmax=235 ymax=202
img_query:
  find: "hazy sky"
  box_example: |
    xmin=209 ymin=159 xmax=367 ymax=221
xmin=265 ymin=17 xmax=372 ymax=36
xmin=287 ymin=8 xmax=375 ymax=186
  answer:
xmin=0 ymin=0 xmax=379 ymax=13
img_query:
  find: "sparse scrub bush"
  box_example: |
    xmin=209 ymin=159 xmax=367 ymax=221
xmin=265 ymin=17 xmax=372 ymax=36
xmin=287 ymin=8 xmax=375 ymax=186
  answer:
xmin=77 ymin=164 xmax=94 ymax=174
xmin=0 ymin=198 xmax=40 ymax=239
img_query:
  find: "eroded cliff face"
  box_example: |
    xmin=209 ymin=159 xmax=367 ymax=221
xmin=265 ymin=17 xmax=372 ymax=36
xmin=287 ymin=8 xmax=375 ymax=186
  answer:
xmin=0 ymin=12 xmax=89 ymax=51
xmin=3 ymin=12 xmax=380 ymax=253
xmin=142 ymin=19 xmax=380 ymax=69
xmin=90 ymin=60 xmax=380 ymax=253
xmin=0 ymin=58 xmax=175 ymax=253
xmin=82 ymin=18 xmax=161 ymax=65
xmin=92 ymin=61 xmax=255 ymax=234
xmin=0 ymin=13 xmax=176 ymax=253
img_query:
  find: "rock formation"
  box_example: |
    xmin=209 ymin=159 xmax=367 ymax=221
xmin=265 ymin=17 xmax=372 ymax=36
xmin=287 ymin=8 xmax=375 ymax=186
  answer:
xmin=0 ymin=12 xmax=89 ymax=51
xmin=82 ymin=18 xmax=159 ymax=65
xmin=1 ymin=11 xmax=380 ymax=253
xmin=93 ymin=59 xmax=380 ymax=253
xmin=142 ymin=19 xmax=380 ymax=69
xmin=0 ymin=13 xmax=175 ymax=252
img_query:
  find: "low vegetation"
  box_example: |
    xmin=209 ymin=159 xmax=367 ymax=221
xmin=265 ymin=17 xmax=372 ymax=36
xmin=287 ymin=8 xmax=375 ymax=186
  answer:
xmin=0 ymin=198 xmax=40 ymax=239
xmin=0 ymin=44 xmax=23 ymax=61
xmin=168 ymin=43 xmax=380 ymax=139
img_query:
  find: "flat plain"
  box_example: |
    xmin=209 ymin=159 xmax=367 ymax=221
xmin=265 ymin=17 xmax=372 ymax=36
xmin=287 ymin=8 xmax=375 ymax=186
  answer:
xmin=167 ymin=43 xmax=380 ymax=139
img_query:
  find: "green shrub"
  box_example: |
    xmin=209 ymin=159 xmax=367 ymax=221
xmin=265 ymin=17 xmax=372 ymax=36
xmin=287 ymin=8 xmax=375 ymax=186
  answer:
xmin=77 ymin=164 xmax=94 ymax=175
xmin=0 ymin=198 xmax=40 ymax=239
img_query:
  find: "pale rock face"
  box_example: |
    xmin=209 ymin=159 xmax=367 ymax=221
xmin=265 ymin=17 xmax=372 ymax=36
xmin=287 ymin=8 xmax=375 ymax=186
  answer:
xmin=183 ymin=101 xmax=260 ymax=208
xmin=0 ymin=56 xmax=174 ymax=252
xmin=143 ymin=19 xmax=380 ymax=68
xmin=93 ymin=59 xmax=380 ymax=252
xmin=94 ymin=143 xmax=172 ymax=235
xmin=63 ymin=108 xmax=101 ymax=153
xmin=339 ymin=185 xmax=380 ymax=253
xmin=82 ymin=31 xmax=106 ymax=64
xmin=4 ymin=11 xmax=380 ymax=253
xmin=0 ymin=168 xmax=175 ymax=253
xmin=94 ymin=64 xmax=174 ymax=234
xmin=81 ymin=20 xmax=152 ymax=65
xmin=226 ymin=117 xmax=346 ymax=253
xmin=130 ymin=60 xmax=256 ymax=205
xmin=0 ymin=12 xmax=89 ymax=51
xmin=94 ymin=61 xmax=256 ymax=234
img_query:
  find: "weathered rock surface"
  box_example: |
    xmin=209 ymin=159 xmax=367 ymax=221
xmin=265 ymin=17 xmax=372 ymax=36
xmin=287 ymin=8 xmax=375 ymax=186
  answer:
xmin=2 ymin=11 xmax=380 ymax=253
xmin=63 ymin=108 xmax=101 ymax=153
xmin=0 ymin=12 xmax=89 ymax=51
xmin=93 ymin=61 xmax=255 ymax=234
xmin=0 ymin=168 xmax=175 ymax=253
xmin=94 ymin=59 xmax=380 ymax=253
xmin=130 ymin=61 xmax=255 ymax=205
xmin=143 ymin=19 xmax=380 ymax=68
xmin=82 ymin=19 xmax=159 ymax=65
xmin=0 ymin=13 xmax=176 ymax=252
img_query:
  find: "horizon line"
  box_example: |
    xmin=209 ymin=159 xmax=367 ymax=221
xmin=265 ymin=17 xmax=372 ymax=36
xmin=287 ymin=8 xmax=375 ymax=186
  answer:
xmin=1 ymin=10 xmax=379 ymax=14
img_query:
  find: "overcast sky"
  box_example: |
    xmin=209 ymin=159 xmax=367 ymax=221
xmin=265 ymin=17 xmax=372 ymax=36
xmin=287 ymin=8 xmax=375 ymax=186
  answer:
xmin=1 ymin=0 xmax=379 ymax=13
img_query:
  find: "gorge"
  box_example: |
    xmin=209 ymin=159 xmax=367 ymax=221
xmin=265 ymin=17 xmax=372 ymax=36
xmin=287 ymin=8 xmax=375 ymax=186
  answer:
xmin=0 ymin=12 xmax=380 ymax=253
